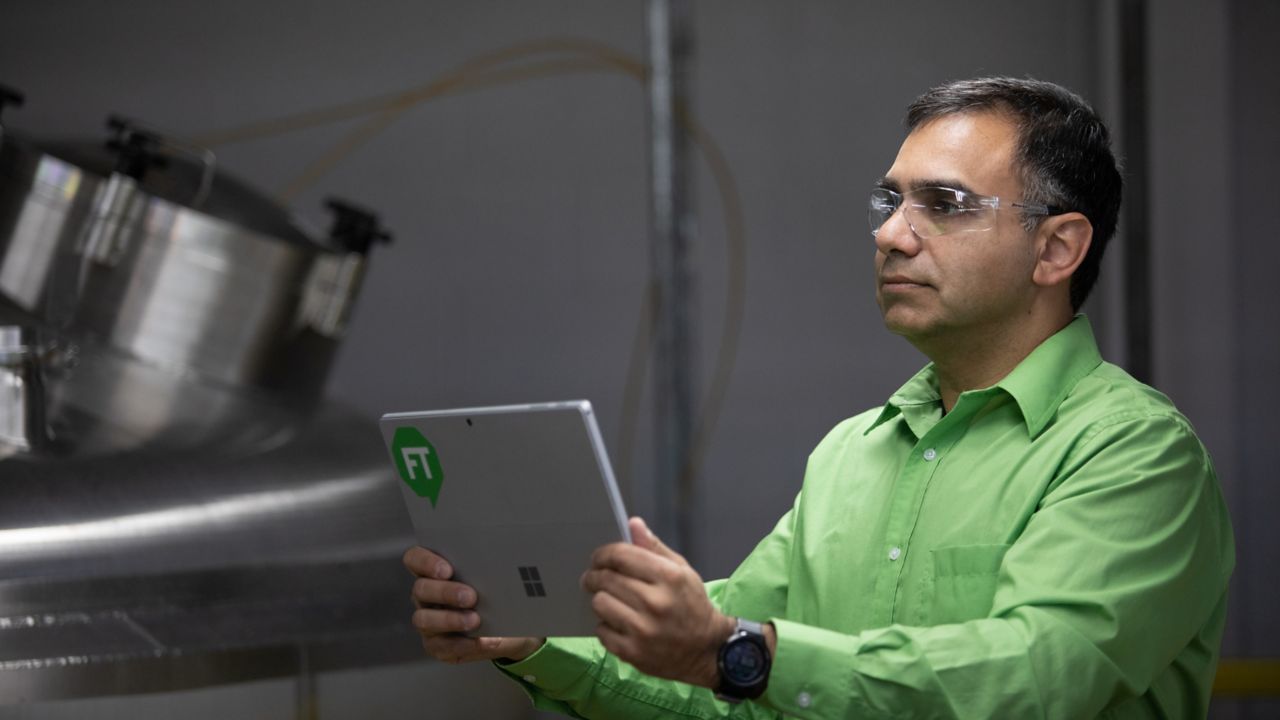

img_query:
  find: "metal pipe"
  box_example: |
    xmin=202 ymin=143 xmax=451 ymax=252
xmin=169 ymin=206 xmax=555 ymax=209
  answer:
xmin=645 ymin=0 xmax=697 ymax=556
xmin=1119 ymin=0 xmax=1152 ymax=383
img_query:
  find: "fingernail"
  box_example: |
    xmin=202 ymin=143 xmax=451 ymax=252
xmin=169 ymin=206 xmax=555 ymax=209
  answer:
xmin=464 ymin=612 xmax=480 ymax=630
xmin=456 ymin=588 xmax=474 ymax=606
xmin=435 ymin=561 xmax=451 ymax=579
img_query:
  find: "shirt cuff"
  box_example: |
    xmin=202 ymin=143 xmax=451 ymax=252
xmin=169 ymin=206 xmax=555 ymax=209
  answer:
xmin=492 ymin=636 xmax=600 ymax=695
xmin=761 ymin=618 xmax=861 ymax=719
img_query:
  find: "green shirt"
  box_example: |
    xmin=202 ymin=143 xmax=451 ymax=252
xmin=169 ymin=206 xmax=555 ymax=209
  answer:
xmin=497 ymin=316 xmax=1235 ymax=718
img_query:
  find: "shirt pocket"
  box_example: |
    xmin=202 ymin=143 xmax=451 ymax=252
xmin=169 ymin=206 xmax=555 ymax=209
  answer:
xmin=928 ymin=544 xmax=1011 ymax=624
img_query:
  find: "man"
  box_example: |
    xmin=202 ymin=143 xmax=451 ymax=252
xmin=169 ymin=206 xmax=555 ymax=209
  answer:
xmin=404 ymin=77 xmax=1234 ymax=718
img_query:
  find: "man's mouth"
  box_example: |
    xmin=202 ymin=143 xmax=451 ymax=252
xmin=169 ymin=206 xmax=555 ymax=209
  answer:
xmin=880 ymin=274 xmax=930 ymax=289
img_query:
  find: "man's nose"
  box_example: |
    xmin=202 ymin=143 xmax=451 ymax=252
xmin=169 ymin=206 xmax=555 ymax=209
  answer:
xmin=873 ymin=207 xmax=923 ymax=257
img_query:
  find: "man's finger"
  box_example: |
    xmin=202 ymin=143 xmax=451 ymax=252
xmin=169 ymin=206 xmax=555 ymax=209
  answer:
xmin=595 ymin=621 xmax=639 ymax=666
xmin=582 ymin=568 xmax=666 ymax=615
xmin=481 ymin=636 xmax=543 ymax=661
xmin=591 ymin=542 xmax=681 ymax=583
xmin=411 ymin=577 xmax=478 ymax=609
xmin=628 ymin=517 xmax=689 ymax=567
xmin=424 ymin=635 xmax=491 ymax=664
xmin=403 ymin=546 xmax=454 ymax=580
xmin=423 ymin=635 xmax=543 ymax=665
xmin=411 ymin=606 xmax=481 ymax=635
xmin=590 ymin=590 xmax=648 ymax=639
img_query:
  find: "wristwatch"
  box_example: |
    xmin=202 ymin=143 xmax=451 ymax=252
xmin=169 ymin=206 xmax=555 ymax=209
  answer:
xmin=715 ymin=618 xmax=771 ymax=702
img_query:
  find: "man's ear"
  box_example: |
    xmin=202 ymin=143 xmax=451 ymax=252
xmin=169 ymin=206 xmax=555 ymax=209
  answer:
xmin=1033 ymin=212 xmax=1093 ymax=289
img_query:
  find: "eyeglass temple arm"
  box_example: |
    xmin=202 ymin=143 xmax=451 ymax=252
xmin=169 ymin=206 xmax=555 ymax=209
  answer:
xmin=1011 ymin=202 xmax=1066 ymax=216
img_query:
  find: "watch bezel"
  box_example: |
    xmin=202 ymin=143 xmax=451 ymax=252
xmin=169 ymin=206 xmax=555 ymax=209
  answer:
xmin=715 ymin=618 xmax=771 ymax=702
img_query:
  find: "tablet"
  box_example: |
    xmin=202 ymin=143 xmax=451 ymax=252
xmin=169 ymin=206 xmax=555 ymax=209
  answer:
xmin=380 ymin=400 xmax=630 ymax=637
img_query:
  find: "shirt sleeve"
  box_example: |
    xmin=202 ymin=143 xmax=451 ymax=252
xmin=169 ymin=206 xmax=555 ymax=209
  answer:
xmin=494 ymin=496 xmax=802 ymax=719
xmin=759 ymin=413 xmax=1234 ymax=719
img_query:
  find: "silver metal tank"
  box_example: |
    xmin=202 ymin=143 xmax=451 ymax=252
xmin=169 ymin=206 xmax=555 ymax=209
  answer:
xmin=0 ymin=87 xmax=423 ymax=702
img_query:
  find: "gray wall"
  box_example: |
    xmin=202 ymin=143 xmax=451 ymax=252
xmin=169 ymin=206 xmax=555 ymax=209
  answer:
xmin=1228 ymin=0 xmax=1280 ymax=659
xmin=1 ymin=0 xmax=1275 ymax=717
xmin=1147 ymin=1 xmax=1280 ymax=714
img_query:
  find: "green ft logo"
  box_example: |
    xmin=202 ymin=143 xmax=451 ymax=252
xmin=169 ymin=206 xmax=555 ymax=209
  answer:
xmin=391 ymin=427 xmax=444 ymax=507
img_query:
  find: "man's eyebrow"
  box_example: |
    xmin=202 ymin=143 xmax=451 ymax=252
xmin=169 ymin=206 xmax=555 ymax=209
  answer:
xmin=910 ymin=177 xmax=979 ymax=195
xmin=876 ymin=176 xmax=980 ymax=196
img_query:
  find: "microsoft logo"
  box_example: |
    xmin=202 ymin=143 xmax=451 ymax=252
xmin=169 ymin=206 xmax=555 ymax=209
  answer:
xmin=518 ymin=566 xmax=546 ymax=597
xmin=391 ymin=426 xmax=444 ymax=507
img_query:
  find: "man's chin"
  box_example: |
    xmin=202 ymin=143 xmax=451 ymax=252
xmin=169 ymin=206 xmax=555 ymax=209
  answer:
xmin=879 ymin=307 xmax=936 ymax=339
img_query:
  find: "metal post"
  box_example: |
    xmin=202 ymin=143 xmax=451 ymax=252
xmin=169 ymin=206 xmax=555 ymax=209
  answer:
xmin=1119 ymin=0 xmax=1152 ymax=384
xmin=645 ymin=0 xmax=697 ymax=556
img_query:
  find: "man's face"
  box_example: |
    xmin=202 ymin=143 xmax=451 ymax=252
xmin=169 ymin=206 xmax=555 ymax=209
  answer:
xmin=874 ymin=111 xmax=1040 ymax=344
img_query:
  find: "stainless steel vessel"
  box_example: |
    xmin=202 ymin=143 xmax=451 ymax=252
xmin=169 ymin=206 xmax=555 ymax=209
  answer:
xmin=0 ymin=87 xmax=420 ymax=701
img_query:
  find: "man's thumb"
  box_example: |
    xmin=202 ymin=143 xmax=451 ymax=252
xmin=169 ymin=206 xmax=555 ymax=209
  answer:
xmin=630 ymin=517 xmax=683 ymax=563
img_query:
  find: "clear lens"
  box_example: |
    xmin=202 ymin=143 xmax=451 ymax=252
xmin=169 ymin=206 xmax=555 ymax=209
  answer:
xmin=868 ymin=188 xmax=898 ymax=237
xmin=906 ymin=187 xmax=993 ymax=236
xmin=868 ymin=187 xmax=997 ymax=238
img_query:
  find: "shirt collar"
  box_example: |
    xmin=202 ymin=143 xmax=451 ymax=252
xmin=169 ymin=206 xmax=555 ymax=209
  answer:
xmin=865 ymin=363 xmax=942 ymax=438
xmin=865 ymin=315 xmax=1103 ymax=438
xmin=994 ymin=314 xmax=1103 ymax=436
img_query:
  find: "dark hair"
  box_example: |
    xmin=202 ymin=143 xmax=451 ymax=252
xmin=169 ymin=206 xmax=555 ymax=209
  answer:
xmin=905 ymin=77 xmax=1123 ymax=311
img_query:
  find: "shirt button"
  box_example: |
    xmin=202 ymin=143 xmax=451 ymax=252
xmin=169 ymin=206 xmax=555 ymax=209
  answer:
xmin=522 ymin=675 xmax=537 ymax=683
xmin=923 ymin=448 xmax=937 ymax=461
xmin=888 ymin=547 xmax=902 ymax=561
xmin=797 ymin=691 xmax=812 ymax=708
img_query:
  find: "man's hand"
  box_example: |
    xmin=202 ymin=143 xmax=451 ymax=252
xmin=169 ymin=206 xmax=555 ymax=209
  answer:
xmin=402 ymin=546 xmax=544 ymax=664
xmin=581 ymin=517 xmax=736 ymax=689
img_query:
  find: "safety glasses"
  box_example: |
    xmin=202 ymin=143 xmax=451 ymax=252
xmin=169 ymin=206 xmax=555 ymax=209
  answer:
xmin=869 ymin=186 xmax=1062 ymax=238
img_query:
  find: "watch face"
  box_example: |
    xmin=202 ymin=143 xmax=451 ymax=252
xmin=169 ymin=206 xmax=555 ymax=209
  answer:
xmin=723 ymin=639 xmax=767 ymax=684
